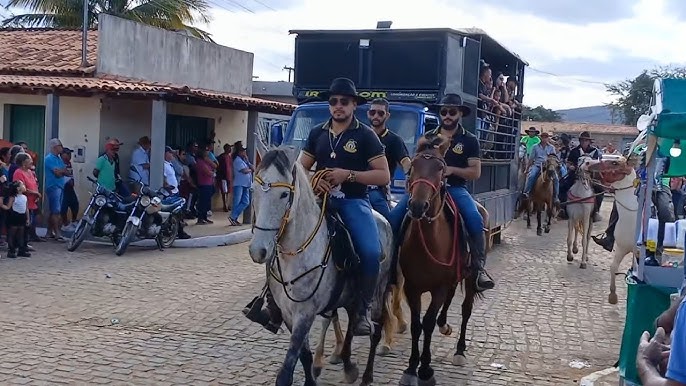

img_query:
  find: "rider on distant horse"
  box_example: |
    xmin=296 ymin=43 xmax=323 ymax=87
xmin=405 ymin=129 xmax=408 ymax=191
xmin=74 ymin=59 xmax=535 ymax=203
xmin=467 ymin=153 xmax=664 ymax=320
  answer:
xmin=521 ymin=131 xmax=560 ymax=204
xmin=559 ymin=131 xmax=602 ymax=220
xmin=244 ymin=78 xmax=391 ymax=336
xmin=388 ymin=93 xmax=495 ymax=292
xmin=520 ymin=127 xmax=541 ymax=157
xmin=366 ymin=98 xmax=411 ymax=219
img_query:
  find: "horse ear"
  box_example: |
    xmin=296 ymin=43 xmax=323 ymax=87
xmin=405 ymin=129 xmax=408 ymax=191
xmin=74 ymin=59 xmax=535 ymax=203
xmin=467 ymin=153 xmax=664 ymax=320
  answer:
xmin=283 ymin=145 xmax=299 ymax=167
xmin=437 ymin=136 xmax=451 ymax=156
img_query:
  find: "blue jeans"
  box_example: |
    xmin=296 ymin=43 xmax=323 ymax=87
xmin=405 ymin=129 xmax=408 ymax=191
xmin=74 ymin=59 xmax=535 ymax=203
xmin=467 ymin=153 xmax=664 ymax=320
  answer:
xmin=388 ymin=185 xmax=483 ymax=240
xmin=329 ymin=197 xmax=381 ymax=277
xmin=524 ymin=165 xmax=559 ymax=199
xmin=368 ymin=188 xmax=390 ymax=219
xmin=231 ymin=185 xmax=251 ymax=221
xmin=197 ymin=185 xmax=214 ymax=221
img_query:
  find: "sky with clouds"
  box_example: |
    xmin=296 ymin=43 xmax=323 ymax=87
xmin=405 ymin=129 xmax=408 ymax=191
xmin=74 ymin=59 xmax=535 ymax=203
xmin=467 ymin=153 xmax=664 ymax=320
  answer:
xmin=198 ymin=0 xmax=686 ymax=110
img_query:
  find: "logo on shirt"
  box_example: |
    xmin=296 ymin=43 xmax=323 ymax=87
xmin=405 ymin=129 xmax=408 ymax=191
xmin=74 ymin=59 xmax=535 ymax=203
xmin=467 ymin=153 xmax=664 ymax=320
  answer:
xmin=343 ymin=139 xmax=358 ymax=153
xmin=452 ymin=142 xmax=464 ymax=154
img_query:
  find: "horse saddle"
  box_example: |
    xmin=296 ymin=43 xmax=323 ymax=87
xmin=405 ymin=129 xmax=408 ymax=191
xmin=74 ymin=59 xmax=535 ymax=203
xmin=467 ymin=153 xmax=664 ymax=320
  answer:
xmin=324 ymin=209 xmax=360 ymax=273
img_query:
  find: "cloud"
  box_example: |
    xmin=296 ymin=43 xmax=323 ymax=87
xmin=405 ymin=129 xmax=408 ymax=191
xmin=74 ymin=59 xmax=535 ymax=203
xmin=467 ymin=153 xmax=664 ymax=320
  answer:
xmin=204 ymin=0 xmax=686 ymax=110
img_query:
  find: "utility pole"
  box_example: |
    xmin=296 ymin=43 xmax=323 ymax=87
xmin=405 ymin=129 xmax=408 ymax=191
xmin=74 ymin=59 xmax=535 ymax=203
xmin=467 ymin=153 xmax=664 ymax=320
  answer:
xmin=80 ymin=0 xmax=89 ymax=67
xmin=283 ymin=66 xmax=294 ymax=82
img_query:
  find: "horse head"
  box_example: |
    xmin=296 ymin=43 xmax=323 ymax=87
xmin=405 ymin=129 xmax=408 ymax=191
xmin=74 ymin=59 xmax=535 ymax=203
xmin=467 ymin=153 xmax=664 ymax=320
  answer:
xmin=248 ymin=145 xmax=307 ymax=264
xmin=590 ymin=155 xmax=635 ymax=186
xmin=407 ymin=133 xmax=450 ymax=219
xmin=543 ymin=154 xmax=560 ymax=182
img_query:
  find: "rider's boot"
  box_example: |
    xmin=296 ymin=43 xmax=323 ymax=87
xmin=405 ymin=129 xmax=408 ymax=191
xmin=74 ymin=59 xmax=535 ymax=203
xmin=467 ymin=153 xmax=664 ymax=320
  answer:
xmin=471 ymin=232 xmax=495 ymax=292
xmin=243 ymin=287 xmax=283 ymax=334
xmin=592 ymin=204 xmax=618 ymax=252
xmin=353 ymin=273 xmax=378 ymax=336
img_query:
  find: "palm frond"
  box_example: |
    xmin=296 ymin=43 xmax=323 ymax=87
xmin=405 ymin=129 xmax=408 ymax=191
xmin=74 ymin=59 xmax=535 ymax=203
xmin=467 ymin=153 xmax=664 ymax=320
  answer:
xmin=1 ymin=11 xmax=81 ymax=27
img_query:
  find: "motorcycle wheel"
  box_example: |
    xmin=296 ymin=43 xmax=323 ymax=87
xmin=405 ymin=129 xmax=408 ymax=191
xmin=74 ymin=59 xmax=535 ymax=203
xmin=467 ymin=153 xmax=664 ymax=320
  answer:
xmin=67 ymin=220 xmax=91 ymax=252
xmin=158 ymin=217 xmax=179 ymax=249
xmin=115 ymin=222 xmax=137 ymax=256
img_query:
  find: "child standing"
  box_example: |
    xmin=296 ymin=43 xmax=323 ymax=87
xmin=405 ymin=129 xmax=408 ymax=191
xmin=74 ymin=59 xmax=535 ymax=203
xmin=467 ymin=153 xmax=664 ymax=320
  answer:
xmin=1 ymin=181 xmax=31 ymax=258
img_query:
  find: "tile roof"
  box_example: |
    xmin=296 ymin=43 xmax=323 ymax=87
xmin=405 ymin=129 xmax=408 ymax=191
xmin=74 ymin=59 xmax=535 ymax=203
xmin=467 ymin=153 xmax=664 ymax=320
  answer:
xmin=0 ymin=74 xmax=296 ymax=114
xmin=0 ymin=29 xmax=98 ymax=75
xmin=526 ymin=121 xmax=637 ymax=136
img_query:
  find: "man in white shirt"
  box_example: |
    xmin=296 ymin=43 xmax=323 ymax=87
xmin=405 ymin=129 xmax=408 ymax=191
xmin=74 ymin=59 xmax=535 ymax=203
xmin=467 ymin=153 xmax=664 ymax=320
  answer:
xmin=129 ymin=136 xmax=151 ymax=189
xmin=164 ymin=146 xmax=190 ymax=239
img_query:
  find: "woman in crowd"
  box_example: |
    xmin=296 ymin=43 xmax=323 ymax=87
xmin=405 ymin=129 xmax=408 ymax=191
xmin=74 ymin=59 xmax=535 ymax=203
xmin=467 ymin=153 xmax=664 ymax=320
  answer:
xmin=229 ymin=142 xmax=253 ymax=226
xmin=194 ymin=149 xmax=216 ymax=225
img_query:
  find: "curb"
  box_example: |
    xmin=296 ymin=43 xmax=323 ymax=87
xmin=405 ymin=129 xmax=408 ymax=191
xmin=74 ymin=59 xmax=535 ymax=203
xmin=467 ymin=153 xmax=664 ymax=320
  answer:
xmin=37 ymin=227 xmax=252 ymax=249
xmin=579 ymin=367 xmax=618 ymax=386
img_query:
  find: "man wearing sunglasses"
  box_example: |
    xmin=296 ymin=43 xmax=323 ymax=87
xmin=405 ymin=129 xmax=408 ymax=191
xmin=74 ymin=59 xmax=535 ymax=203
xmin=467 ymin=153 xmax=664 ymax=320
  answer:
xmin=243 ymin=78 xmax=391 ymax=337
xmin=389 ymin=93 xmax=495 ymax=292
xmin=366 ymin=98 xmax=411 ymax=219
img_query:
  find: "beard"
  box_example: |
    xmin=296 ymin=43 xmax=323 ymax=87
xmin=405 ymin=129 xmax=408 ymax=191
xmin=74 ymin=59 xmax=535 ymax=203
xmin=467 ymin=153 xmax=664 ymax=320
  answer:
xmin=441 ymin=119 xmax=458 ymax=130
xmin=371 ymin=117 xmax=386 ymax=128
xmin=332 ymin=111 xmax=351 ymax=123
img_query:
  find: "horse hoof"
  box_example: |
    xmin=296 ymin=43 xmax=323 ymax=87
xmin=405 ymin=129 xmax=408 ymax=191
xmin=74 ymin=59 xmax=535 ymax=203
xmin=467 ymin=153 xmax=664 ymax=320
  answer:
xmin=566 ymin=254 xmax=574 ymax=262
xmin=452 ymin=354 xmax=467 ymax=366
xmin=344 ymin=364 xmax=359 ymax=384
xmin=418 ymin=376 xmax=436 ymax=386
xmin=526 ymin=224 xmax=531 ymax=229
xmin=313 ymin=366 xmax=323 ymax=379
xmin=536 ymin=229 xmax=542 ymax=236
xmin=579 ymin=262 xmax=587 ymax=269
xmin=378 ymin=345 xmax=391 ymax=356
xmin=608 ymin=292 xmax=618 ymax=305
xmin=397 ymin=322 xmax=408 ymax=334
xmin=439 ymin=324 xmax=452 ymax=336
xmin=573 ymin=246 xmax=579 ymax=254
xmin=544 ymin=227 xmax=550 ymax=233
xmin=399 ymin=373 xmax=418 ymax=386
xmin=329 ymin=353 xmax=342 ymax=365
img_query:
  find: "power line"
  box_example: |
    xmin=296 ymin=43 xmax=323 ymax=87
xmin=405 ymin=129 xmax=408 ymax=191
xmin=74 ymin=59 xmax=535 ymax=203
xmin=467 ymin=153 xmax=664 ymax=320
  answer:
xmin=249 ymin=0 xmax=276 ymax=11
xmin=223 ymin=0 xmax=255 ymax=13
xmin=527 ymin=66 xmax=608 ymax=86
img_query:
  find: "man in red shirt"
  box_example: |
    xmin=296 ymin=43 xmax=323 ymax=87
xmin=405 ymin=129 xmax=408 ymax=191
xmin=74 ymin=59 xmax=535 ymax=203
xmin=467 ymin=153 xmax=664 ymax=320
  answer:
xmin=216 ymin=143 xmax=233 ymax=212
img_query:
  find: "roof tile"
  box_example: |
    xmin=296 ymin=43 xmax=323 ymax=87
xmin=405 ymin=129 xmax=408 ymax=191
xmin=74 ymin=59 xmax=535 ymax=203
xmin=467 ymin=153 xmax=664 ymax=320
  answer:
xmin=0 ymin=29 xmax=98 ymax=75
xmin=527 ymin=121 xmax=637 ymax=136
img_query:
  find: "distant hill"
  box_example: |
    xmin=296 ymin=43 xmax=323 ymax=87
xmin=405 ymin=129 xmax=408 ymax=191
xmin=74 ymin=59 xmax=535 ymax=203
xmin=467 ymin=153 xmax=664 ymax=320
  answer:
xmin=556 ymin=105 xmax=621 ymax=124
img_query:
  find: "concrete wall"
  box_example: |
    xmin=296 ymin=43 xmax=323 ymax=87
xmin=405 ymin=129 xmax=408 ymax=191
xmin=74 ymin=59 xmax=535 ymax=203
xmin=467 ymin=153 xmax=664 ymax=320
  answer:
xmin=97 ymin=14 xmax=254 ymax=96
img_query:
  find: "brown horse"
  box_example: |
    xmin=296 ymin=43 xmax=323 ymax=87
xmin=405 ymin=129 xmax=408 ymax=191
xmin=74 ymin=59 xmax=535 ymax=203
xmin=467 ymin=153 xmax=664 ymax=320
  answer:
xmin=397 ymin=133 xmax=479 ymax=386
xmin=522 ymin=154 xmax=560 ymax=235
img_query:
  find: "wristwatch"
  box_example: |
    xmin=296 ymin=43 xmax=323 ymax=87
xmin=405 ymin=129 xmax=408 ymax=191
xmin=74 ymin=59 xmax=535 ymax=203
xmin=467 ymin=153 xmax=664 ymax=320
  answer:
xmin=347 ymin=170 xmax=356 ymax=183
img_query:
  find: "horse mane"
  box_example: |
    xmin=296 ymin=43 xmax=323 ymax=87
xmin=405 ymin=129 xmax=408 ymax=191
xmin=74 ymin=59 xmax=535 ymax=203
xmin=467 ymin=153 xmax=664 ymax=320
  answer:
xmin=416 ymin=133 xmax=448 ymax=154
xmin=257 ymin=148 xmax=291 ymax=177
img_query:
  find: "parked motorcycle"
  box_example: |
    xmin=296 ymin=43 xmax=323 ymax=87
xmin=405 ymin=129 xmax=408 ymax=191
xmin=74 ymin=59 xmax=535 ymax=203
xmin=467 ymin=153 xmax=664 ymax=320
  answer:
xmin=114 ymin=186 xmax=186 ymax=256
xmin=67 ymin=176 xmax=137 ymax=252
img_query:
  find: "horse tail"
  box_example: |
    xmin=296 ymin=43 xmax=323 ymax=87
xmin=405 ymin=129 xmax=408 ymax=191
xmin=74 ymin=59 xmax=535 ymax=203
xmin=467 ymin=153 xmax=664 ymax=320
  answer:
xmin=382 ymin=284 xmax=397 ymax=342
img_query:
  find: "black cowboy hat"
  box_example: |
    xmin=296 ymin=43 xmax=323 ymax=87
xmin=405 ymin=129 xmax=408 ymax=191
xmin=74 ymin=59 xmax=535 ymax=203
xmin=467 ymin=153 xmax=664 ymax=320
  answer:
xmin=318 ymin=77 xmax=367 ymax=105
xmin=525 ymin=127 xmax=540 ymax=134
xmin=432 ymin=93 xmax=471 ymax=117
xmin=579 ymin=131 xmax=594 ymax=141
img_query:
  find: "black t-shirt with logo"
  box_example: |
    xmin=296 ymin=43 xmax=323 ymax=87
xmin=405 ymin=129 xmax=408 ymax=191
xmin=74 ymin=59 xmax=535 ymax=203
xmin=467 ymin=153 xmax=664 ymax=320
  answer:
xmin=426 ymin=125 xmax=480 ymax=187
xmin=303 ymin=118 xmax=385 ymax=198
xmin=378 ymin=128 xmax=410 ymax=180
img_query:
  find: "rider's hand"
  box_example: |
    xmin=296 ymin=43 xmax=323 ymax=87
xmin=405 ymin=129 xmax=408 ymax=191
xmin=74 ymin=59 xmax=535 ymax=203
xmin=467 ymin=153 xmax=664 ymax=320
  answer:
xmin=324 ymin=168 xmax=350 ymax=186
xmin=637 ymin=327 xmax=670 ymax=373
xmin=313 ymin=177 xmax=332 ymax=195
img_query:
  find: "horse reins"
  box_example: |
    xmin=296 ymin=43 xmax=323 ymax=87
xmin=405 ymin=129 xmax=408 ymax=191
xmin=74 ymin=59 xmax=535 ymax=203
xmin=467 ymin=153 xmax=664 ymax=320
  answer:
xmin=407 ymin=153 xmax=447 ymax=222
xmin=252 ymin=169 xmax=333 ymax=303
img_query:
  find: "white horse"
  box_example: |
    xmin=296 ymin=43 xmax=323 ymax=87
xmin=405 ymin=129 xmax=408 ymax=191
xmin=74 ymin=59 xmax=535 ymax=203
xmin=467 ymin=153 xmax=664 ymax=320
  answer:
xmin=592 ymin=156 xmax=639 ymax=304
xmin=248 ymin=146 xmax=394 ymax=386
xmin=566 ymin=156 xmax=601 ymax=268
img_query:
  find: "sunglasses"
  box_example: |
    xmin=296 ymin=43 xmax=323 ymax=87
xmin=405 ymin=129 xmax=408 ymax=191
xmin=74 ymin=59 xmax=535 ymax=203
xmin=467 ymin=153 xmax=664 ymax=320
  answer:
xmin=368 ymin=109 xmax=386 ymax=117
xmin=328 ymin=97 xmax=351 ymax=107
xmin=440 ymin=108 xmax=459 ymax=117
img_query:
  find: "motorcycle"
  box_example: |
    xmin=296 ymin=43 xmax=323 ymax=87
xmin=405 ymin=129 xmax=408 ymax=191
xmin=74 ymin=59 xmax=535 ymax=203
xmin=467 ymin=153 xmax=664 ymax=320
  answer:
xmin=67 ymin=176 xmax=137 ymax=252
xmin=114 ymin=186 xmax=186 ymax=256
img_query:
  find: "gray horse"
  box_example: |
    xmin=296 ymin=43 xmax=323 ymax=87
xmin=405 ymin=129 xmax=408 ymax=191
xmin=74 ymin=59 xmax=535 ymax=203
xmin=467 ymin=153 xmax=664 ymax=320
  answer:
xmin=248 ymin=146 xmax=394 ymax=386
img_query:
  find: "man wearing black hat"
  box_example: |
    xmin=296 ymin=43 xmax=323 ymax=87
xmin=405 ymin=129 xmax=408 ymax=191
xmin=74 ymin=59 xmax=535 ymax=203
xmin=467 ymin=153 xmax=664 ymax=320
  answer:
xmin=388 ymin=93 xmax=495 ymax=292
xmin=366 ymin=98 xmax=411 ymax=219
xmin=560 ymin=131 xmax=603 ymax=220
xmin=244 ymin=78 xmax=390 ymax=336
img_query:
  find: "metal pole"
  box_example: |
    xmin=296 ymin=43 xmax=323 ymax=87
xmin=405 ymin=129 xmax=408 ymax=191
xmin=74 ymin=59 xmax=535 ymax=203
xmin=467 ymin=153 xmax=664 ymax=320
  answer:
xmin=81 ymin=0 xmax=88 ymax=67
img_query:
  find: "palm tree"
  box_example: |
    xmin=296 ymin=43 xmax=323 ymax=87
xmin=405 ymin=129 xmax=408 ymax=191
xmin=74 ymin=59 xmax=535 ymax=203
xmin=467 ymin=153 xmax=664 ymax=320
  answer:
xmin=1 ymin=0 xmax=214 ymax=41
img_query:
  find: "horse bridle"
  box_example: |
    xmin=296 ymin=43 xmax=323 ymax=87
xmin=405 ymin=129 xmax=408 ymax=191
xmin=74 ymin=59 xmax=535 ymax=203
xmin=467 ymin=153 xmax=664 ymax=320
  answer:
xmin=252 ymin=167 xmax=297 ymax=243
xmin=407 ymin=152 xmax=448 ymax=222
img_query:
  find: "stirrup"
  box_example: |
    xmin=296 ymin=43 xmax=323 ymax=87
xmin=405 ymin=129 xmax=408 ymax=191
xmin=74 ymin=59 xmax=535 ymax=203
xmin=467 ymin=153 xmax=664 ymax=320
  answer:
xmin=242 ymin=296 xmax=265 ymax=319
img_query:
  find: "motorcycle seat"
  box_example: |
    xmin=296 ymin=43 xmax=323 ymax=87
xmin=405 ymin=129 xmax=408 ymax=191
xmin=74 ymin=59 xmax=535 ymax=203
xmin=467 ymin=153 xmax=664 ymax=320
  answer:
xmin=161 ymin=197 xmax=186 ymax=212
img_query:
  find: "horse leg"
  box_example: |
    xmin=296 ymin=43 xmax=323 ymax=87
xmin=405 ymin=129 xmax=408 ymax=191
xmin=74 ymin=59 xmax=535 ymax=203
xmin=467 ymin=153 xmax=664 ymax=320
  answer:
xmin=566 ymin=218 xmax=574 ymax=262
xmin=545 ymin=201 xmax=552 ymax=233
xmin=340 ymin=308 xmax=359 ymax=384
xmin=276 ymin=314 xmax=315 ymax=386
xmin=573 ymin=224 xmax=580 ymax=254
xmin=437 ymin=284 xmax=457 ymax=336
xmin=453 ymin=276 xmax=477 ymax=366
xmin=416 ymin=289 xmax=445 ymax=386
xmin=608 ymin=248 xmax=627 ymax=304
xmin=399 ymin=286 xmax=422 ymax=386
xmin=394 ymin=269 xmax=408 ymax=333
xmin=361 ymin=305 xmax=385 ymax=386
xmin=313 ymin=314 xmax=332 ymax=378
xmin=536 ymin=206 xmax=543 ymax=236
xmin=299 ymin=336 xmax=317 ymax=386
xmin=580 ymin=211 xmax=592 ymax=269
xmin=526 ymin=201 xmax=532 ymax=229
xmin=329 ymin=313 xmax=344 ymax=365
xmin=380 ymin=270 xmax=405 ymax=356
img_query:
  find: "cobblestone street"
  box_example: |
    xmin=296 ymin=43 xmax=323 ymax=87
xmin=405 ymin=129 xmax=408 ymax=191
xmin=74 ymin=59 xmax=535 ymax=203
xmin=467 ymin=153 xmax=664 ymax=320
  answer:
xmin=0 ymin=203 xmax=629 ymax=385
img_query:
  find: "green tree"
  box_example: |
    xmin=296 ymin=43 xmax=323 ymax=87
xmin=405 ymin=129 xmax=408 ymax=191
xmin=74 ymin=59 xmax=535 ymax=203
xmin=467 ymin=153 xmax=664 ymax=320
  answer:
xmin=522 ymin=105 xmax=562 ymax=122
xmin=606 ymin=65 xmax=686 ymax=126
xmin=1 ymin=0 xmax=213 ymax=41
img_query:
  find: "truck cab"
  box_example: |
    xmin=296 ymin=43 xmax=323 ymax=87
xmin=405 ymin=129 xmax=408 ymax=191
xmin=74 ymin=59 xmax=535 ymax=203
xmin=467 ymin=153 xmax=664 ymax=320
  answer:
xmin=283 ymin=101 xmax=438 ymax=195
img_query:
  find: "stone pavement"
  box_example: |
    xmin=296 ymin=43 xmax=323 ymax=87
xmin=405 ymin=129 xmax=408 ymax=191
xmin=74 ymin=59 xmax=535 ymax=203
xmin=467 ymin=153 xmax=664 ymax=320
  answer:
xmin=0 ymin=202 xmax=631 ymax=385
